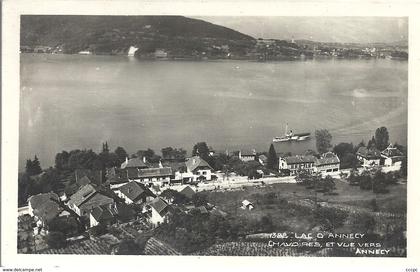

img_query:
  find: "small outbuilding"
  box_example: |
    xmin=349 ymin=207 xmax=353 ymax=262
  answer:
xmin=241 ymin=200 xmax=254 ymax=210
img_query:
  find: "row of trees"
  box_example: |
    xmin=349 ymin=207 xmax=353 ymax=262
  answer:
xmin=347 ymin=169 xmax=397 ymax=193
xmin=55 ymin=144 xmax=128 ymax=171
xmin=296 ymin=170 xmax=336 ymax=194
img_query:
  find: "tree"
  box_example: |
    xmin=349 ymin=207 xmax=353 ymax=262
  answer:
xmin=89 ymin=223 xmax=107 ymax=237
xmin=267 ymin=144 xmax=277 ymax=170
xmin=18 ymin=173 xmax=31 ymax=206
xmin=359 ymin=173 xmax=373 ymax=190
xmin=32 ymin=156 xmax=42 ymax=174
xmin=367 ymin=136 xmax=376 ymax=149
xmin=315 ymin=129 xmax=332 ymax=154
xmin=192 ymin=142 xmax=210 ymax=159
xmin=372 ymin=171 xmax=390 ymax=194
xmin=340 ymin=153 xmax=359 ymax=169
xmin=348 ymin=170 xmax=360 ymax=185
xmin=213 ymin=153 xmax=229 ymax=171
xmin=114 ymin=147 xmax=128 ymax=165
xmin=319 ymin=176 xmax=335 ymax=193
xmin=67 ymin=149 xmax=100 ymax=170
xmin=48 ymin=217 xmax=80 ymax=236
xmin=333 ymin=143 xmax=354 ymax=158
xmin=400 ymin=157 xmax=407 ymax=177
xmin=160 ymin=189 xmax=189 ymax=204
xmin=304 ymin=149 xmax=317 ymax=156
xmin=26 ymin=156 xmax=42 ymax=176
xmin=136 ymin=149 xmax=161 ymax=163
xmin=192 ymin=193 xmax=208 ymax=207
xmin=55 ymin=151 xmax=70 ymax=170
xmin=102 ymin=142 xmax=109 ymax=153
xmin=161 ymin=147 xmax=187 ymax=161
xmin=45 ymin=231 xmax=66 ymax=249
xmin=375 ymin=127 xmax=389 ymax=151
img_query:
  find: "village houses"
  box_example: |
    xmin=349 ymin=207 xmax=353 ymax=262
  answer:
xmin=278 ymin=152 xmax=340 ymax=176
xmin=356 ymin=146 xmax=382 ymax=167
xmin=67 ymin=184 xmax=115 ymax=217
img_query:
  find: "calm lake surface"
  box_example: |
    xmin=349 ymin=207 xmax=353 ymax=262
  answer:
xmin=20 ymin=54 xmax=407 ymax=169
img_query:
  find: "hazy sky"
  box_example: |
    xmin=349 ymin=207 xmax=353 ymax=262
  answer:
xmin=193 ymin=16 xmax=408 ymax=43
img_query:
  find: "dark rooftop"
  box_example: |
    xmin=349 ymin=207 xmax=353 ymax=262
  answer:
xmin=185 ymin=156 xmax=213 ymax=172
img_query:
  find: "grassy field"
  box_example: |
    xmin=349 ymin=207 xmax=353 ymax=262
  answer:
xmin=206 ymin=179 xmax=406 ymax=234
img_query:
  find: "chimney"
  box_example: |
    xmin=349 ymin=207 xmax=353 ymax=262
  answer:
xmin=125 ymin=157 xmax=128 ymax=164
xmin=159 ymin=160 xmax=163 ymax=168
xmin=143 ymin=156 xmax=147 ymax=163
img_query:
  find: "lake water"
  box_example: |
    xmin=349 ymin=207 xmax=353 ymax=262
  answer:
xmin=20 ymin=54 xmax=408 ymax=169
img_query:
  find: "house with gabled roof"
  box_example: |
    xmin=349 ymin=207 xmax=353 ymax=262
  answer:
xmin=138 ymin=167 xmax=172 ymax=184
xmin=185 ymin=156 xmax=214 ymax=182
xmin=121 ymin=166 xmax=173 ymax=185
xmin=179 ymin=185 xmax=196 ymax=199
xmin=356 ymin=147 xmax=381 ymax=167
xmin=314 ymin=152 xmax=340 ymax=175
xmin=147 ymin=197 xmax=170 ymax=226
xmin=89 ymin=205 xmax=115 ymax=227
xmin=279 ymin=155 xmax=316 ymax=175
xmin=67 ymin=184 xmax=115 ymax=217
xmin=120 ymin=157 xmax=148 ymax=170
xmin=258 ymin=154 xmax=268 ymax=166
xmin=241 ymin=200 xmax=254 ymax=210
xmin=239 ymin=149 xmax=257 ymax=162
xmin=115 ymin=181 xmax=156 ymax=205
xmin=28 ymin=192 xmax=62 ymax=228
xmin=381 ymin=144 xmax=405 ymax=166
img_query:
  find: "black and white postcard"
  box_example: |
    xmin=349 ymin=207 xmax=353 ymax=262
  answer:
xmin=2 ymin=1 xmax=420 ymax=272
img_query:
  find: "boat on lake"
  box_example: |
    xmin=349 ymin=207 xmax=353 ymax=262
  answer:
xmin=273 ymin=123 xmax=310 ymax=142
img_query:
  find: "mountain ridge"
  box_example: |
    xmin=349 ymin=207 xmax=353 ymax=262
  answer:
xmin=21 ymin=15 xmax=256 ymax=55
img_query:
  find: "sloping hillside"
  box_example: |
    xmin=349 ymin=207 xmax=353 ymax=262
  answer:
xmin=21 ymin=15 xmax=256 ymax=55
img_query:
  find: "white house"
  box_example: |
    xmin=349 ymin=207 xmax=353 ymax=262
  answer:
xmin=381 ymin=144 xmax=404 ymax=166
xmin=314 ymin=152 xmax=340 ymax=175
xmin=148 ymin=197 xmax=170 ymax=226
xmin=127 ymin=46 xmax=139 ymax=56
xmin=115 ymin=181 xmax=155 ymax=205
xmin=278 ymin=155 xmax=316 ymax=175
xmin=239 ymin=150 xmax=257 ymax=162
xmin=381 ymin=144 xmax=405 ymax=170
xmin=185 ymin=156 xmax=214 ymax=182
xmin=241 ymin=200 xmax=254 ymax=210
